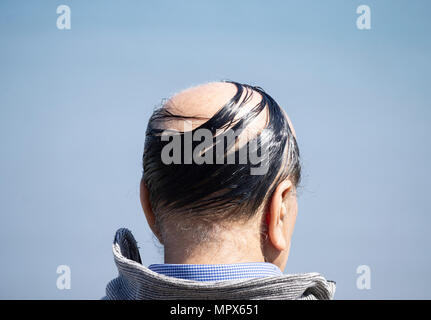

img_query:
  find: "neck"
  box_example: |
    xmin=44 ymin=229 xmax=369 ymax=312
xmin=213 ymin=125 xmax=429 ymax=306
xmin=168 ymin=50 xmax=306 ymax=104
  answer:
xmin=163 ymin=222 xmax=265 ymax=264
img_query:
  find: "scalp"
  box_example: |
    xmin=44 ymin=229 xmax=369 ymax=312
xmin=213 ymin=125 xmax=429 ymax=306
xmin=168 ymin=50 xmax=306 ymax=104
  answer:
xmin=163 ymin=81 xmax=270 ymax=138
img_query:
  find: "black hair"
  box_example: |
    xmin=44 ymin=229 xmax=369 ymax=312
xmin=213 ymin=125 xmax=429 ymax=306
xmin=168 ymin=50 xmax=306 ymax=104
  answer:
xmin=142 ymin=81 xmax=300 ymax=229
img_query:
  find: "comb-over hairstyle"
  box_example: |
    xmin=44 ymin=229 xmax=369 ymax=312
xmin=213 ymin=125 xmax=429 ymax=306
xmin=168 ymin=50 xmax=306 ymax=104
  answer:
xmin=143 ymin=81 xmax=300 ymax=237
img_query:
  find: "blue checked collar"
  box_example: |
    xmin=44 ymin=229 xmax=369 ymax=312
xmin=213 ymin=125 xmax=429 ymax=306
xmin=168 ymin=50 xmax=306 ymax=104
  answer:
xmin=148 ymin=262 xmax=283 ymax=281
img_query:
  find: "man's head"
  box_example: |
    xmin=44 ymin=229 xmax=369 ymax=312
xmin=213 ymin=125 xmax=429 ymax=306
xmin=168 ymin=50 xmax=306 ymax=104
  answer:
xmin=140 ymin=81 xmax=301 ymax=271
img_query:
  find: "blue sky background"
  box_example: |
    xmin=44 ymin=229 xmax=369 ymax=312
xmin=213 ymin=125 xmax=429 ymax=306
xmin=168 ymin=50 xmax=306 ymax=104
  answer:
xmin=0 ymin=0 xmax=430 ymax=299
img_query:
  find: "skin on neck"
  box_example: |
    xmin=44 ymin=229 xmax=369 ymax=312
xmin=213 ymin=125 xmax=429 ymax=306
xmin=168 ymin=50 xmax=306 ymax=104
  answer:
xmin=162 ymin=216 xmax=266 ymax=265
xmin=140 ymin=82 xmax=298 ymax=271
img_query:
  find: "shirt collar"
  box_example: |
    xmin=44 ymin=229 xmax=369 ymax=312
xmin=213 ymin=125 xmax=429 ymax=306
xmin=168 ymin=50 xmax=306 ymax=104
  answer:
xmin=148 ymin=262 xmax=283 ymax=281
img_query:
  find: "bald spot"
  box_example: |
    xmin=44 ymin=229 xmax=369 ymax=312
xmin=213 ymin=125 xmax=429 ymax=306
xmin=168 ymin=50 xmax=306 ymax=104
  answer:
xmin=163 ymin=82 xmax=277 ymax=135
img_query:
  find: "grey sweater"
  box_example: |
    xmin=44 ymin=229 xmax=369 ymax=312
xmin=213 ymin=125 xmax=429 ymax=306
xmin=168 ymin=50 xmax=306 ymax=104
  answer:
xmin=105 ymin=228 xmax=336 ymax=300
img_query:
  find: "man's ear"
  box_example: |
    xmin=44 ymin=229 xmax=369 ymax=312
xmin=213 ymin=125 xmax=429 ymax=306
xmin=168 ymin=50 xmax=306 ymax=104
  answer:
xmin=140 ymin=178 xmax=162 ymax=242
xmin=267 ymin=179 xmax=294 ymax=251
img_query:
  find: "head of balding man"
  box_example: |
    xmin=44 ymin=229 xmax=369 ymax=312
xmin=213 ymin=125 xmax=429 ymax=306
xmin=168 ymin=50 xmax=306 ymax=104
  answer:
xmin=140 ymin=81 xmax=301 ymax=269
